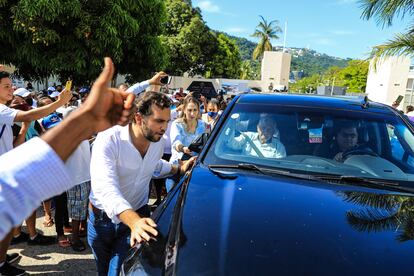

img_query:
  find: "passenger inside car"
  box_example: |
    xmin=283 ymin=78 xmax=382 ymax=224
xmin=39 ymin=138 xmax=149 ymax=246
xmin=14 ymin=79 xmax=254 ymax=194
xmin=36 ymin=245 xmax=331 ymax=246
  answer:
xmin=226 ymin=113 xmax=286 ymax=158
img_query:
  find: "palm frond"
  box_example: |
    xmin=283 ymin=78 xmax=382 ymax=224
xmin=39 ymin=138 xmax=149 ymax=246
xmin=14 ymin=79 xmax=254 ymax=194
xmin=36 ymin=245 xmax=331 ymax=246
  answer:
xmin=359 ymin=0 xmax=414 ymax=27
xmin=371 ymin=32 xmax=414 ymax=57
xmin=259 ymin=15 xmax=267 ymax=26
xmin=368 ymin=32 xmax=414 ymax=69
xmin=346 ymin=209 xmax=400 ymax=232
xmin=251 ymin=29 xmax=265 ymax=38
xmin=338 ymin=191 xmax=403 ymax=210
xmin=396 ymin=216 xmax=414 ymax=241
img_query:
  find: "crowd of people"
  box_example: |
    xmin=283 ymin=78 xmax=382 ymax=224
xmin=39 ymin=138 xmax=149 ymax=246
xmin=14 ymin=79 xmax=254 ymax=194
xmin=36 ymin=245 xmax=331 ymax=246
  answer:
xmin=0 ymin=61 xmax=230 ymax=276
xmin=3 ymin=58 xmax=414 ymax=276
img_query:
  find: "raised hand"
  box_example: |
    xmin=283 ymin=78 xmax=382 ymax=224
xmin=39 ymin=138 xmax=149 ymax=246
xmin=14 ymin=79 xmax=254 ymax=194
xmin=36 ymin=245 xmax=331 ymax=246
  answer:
xmin=79 ymin=57 xmax=135 ymax=133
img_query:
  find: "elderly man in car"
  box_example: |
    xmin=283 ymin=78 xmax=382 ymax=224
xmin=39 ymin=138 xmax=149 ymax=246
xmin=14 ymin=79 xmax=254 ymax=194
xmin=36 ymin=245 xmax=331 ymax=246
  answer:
xmin=227 ymin=113 xmax=286 ymax=158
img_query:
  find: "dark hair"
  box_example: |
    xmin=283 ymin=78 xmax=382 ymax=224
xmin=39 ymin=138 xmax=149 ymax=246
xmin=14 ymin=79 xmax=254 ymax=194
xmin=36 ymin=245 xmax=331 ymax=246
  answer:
xmin=208 ymin=98 xmax=220 ymax=107
xmin=37 ymin=96 xmax=54 ymax=107
xmin=219 ymin=101 xmax=227 ymax=111
xmin=334 ymin=120 xmax=358 ymax=134
xmin=136 ymin=91 xmax=171 ymax=116
xmin=0 ymin=71 xmax=10 ymax=81
xmin=406 ymin=105 xmax=414 ymax=113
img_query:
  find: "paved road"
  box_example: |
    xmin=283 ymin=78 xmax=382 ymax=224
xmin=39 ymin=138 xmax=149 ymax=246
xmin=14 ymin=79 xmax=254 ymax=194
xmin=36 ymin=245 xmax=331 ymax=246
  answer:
xmin=8 ymin=207 xmax=96 ymax=275
xmin=8 ymin=197 xmax=158 ymax=275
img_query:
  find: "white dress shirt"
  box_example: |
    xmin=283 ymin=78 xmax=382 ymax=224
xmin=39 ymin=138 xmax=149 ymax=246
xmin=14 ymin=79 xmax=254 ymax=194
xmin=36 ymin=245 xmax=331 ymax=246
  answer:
xmin=126 ymin=80 xmax=150 ymax=95
xmin=0 ymin=137 xmax=71 ymax=240
xmin=89 ymin=125 xmax=172 ymax=224
xmin=229 ymin=131 xmax=286 ymax=158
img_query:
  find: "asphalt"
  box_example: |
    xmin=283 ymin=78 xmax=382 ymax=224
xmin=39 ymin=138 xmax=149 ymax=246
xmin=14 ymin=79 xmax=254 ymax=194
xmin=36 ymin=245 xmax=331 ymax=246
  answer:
xmin=7 ymin=196 xmax=159 ymax=275
xmin=8 ymin=207 xmax=96 ymax=275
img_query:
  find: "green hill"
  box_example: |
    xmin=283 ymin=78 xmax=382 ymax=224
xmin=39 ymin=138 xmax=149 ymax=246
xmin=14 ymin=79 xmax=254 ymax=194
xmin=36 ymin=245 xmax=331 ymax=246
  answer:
xmin=226 ymin=33 xmax=352 ymax=77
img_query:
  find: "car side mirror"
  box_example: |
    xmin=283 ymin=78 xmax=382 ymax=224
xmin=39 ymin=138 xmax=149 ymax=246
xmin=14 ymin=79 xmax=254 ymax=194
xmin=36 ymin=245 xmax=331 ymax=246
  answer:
xmin=188 ymin=133 xmax=209 ymax=153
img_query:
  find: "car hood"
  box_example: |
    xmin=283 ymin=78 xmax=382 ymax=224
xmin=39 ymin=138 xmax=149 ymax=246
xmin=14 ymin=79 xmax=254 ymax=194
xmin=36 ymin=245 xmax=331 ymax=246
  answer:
xmin=133 ymin=165 xmax=414 ymax=275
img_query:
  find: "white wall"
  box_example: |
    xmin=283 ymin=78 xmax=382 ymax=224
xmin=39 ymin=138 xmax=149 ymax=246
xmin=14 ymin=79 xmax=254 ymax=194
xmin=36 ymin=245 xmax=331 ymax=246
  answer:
xmin=261 ymin=51 xmax=291 ymax=91
xmin=366 ymin=56 xmax=410 ymax=108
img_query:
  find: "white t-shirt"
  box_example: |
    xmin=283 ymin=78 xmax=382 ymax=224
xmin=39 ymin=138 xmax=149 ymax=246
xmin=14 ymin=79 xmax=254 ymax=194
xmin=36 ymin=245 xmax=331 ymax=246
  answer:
xmin=65 ymin=140 xmax=91 ymax=185
xmin=0 ymin=104 xmax=18 ymax=156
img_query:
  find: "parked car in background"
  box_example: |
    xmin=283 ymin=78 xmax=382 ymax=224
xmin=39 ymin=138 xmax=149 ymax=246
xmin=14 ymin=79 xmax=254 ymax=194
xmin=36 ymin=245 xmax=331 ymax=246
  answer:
xmin=122 ymin=93 xmax=414 ymax=275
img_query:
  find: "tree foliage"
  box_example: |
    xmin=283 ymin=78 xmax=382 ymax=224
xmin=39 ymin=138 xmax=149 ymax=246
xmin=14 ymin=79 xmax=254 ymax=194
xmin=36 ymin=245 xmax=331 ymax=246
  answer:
xmin=239 ymin=60 xmax=261 ymax=80
xmin=251 ymin=15 xmax=282 ymax=60
xmin=205 ymin=33 xmax=241 ymax=79
xmin=162 ymin=0 xmax=217 ymax=76
xmin=0 ymin=0 xmax=167 ymax=83
xmin=360 ymin=0 xmax=414 ymax=59
xmin=289 ymin=60 xmax=369 ymax=93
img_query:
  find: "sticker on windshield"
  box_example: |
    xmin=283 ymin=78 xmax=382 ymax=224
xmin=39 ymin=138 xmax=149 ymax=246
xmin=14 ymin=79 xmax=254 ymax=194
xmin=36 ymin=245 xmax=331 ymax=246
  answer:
xmin=308 ymin=127 xmax=323 ymax=143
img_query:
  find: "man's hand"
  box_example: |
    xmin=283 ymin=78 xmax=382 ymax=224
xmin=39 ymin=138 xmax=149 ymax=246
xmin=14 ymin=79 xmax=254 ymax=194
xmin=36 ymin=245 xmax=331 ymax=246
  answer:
xmin=148 ymin=71 xmax=168 ymax=86
xmin=182 ymin=146 xmax=192 ymax=155
xmin=333 ymin=152 xmax=343 ymax=162
xmin=130 ymin=217 xmax=158 ymax=247
xmin=79 ymin=57 xmax=135 ymax=133
xmin=56 ymin=89 xmax=72 ymax=106
xmin=180 ymin=156 xmax=197 ymax=174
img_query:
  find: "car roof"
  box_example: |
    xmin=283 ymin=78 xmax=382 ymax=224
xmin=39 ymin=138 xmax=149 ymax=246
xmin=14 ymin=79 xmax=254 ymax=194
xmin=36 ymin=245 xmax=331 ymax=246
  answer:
xmin=236 ymin=93 xmax=394 ymax=115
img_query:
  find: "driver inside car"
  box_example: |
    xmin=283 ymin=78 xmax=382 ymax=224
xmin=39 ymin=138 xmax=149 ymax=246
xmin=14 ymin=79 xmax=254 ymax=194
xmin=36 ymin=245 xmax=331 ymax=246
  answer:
xmin=227 ymin=114 xmax=286 ymax=158
xmin=327 ymin=121 xmax=375 ymax=162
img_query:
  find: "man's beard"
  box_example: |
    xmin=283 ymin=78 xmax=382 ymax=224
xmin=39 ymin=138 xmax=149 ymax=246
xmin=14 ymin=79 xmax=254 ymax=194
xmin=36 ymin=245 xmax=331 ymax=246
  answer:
xmin=142 ymin=120 xmax=162 ymax=142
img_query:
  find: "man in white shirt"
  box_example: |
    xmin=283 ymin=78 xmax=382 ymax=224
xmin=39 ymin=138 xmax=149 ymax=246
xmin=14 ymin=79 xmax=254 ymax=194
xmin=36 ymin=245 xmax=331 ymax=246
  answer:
xmin=88 ymin=91 xmax=195 ymax=275
xmin=228 ymin=113 xmax=286 ymax=159
xmin=0 ymin=70 xmax=71 ymax=276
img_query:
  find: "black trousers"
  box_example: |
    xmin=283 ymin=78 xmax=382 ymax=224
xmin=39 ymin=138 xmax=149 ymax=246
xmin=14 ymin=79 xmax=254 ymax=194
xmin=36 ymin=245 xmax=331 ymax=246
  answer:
xmin=54 ymin=192 xmax=70 ymax=236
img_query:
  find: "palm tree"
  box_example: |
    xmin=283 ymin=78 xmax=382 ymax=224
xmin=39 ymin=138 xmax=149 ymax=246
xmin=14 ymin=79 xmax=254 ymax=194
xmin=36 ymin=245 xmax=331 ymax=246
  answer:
xmin=338 ymin=191 xmax=414 ymax=242
xmin=251 ymin=16 xmax=282 ymax=60
xmin=360 ymin=0 xmax=414 ymax=59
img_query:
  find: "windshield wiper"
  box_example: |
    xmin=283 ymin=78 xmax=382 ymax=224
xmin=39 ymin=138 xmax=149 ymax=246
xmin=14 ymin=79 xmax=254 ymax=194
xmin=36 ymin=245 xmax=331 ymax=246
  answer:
xmin=315 ymin=175 xmax=414 ymax=193
xmin=208 ymin=163 xmax=321 ymax=181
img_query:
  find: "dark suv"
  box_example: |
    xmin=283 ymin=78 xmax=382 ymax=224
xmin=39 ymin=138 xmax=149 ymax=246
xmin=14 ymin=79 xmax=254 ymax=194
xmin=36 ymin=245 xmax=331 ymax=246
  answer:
xmin=122 ymin=93 xmax=414 ymax=275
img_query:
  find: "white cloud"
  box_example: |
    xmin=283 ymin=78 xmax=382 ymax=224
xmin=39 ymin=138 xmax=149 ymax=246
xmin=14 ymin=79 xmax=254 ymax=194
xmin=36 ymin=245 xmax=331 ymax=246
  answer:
xmin=197 ymin=0 xmax=220 ymax=13
xmin=223 ymin=27 xmax=248 ymax=34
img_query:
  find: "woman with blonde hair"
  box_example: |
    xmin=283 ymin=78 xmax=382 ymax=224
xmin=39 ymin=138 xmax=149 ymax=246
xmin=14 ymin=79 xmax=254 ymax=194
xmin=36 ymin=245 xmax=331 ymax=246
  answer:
xmin=168 ymin=96 xmax=206 ymax=190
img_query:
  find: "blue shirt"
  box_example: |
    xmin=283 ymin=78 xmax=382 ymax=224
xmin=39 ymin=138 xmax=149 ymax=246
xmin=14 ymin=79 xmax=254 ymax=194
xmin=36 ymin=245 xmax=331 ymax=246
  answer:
xmin=170 ymin=119 xmax=206 ymax=163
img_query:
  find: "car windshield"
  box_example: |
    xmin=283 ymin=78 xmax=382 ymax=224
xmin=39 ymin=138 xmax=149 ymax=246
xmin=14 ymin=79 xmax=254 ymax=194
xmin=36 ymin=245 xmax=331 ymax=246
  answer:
xmin=203 ymin=102 xmax=414 ymax=183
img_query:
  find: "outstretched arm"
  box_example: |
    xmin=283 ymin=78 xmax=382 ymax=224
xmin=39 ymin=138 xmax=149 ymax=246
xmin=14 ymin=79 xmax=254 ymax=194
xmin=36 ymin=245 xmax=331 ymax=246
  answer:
xmin=42 ymin=57 xmax=135 ymax=161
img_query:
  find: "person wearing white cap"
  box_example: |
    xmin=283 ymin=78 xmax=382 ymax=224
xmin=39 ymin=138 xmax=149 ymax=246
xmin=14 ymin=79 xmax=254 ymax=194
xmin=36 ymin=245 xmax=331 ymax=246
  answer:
xmin=13 ymin=88 xmax=31 ymax=98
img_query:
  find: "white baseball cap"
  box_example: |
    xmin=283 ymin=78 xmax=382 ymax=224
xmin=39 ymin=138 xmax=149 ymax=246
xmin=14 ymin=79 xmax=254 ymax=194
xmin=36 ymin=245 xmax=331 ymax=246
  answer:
xmin=13 ymin=88 xmax=31 ymax=98
xmin=50 ymin=91 xmax=60 ymax=98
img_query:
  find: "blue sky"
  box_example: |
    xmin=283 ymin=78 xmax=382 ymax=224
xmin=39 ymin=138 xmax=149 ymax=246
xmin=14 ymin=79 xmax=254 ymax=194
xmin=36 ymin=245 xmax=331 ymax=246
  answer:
xmin=193 ymin=0 xmax=409 ymax=59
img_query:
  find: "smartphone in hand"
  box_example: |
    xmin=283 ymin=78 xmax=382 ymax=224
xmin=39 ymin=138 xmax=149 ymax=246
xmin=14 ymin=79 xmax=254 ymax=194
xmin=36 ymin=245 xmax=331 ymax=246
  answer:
xmin=65 ymin=80 xmax=72 ymax=91
xmin=160 ymin=76 xmax=171 ymax=85
xmin=395 ymin=95 xmax=404 ymax=105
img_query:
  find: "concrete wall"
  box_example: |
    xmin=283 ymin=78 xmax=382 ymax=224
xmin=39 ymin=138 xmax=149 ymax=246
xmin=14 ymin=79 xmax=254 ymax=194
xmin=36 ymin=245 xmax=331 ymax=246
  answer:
xmin=261 ymin=51 xmax=291 ymax=92
xmin=366 ymin=56 xmax=410 ymax=109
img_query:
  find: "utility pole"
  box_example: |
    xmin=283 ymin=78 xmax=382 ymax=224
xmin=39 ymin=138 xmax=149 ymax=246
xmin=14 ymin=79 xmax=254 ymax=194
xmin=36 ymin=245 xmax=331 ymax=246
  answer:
xmin=331 ymin=77 xmax=335 ymax=95
xmin=283 ymin=21 xmax=288 ymax=52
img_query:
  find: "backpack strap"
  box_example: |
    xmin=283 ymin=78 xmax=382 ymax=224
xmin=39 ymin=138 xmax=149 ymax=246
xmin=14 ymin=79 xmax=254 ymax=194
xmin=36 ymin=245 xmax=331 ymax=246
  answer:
xmin=0 ymin=124 xmax=6 ymax=139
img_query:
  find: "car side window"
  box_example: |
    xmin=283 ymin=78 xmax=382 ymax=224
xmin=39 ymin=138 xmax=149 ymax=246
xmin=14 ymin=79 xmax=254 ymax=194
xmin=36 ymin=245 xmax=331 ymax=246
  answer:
xmin=387 ymin=124 xmax=414 ymax=167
